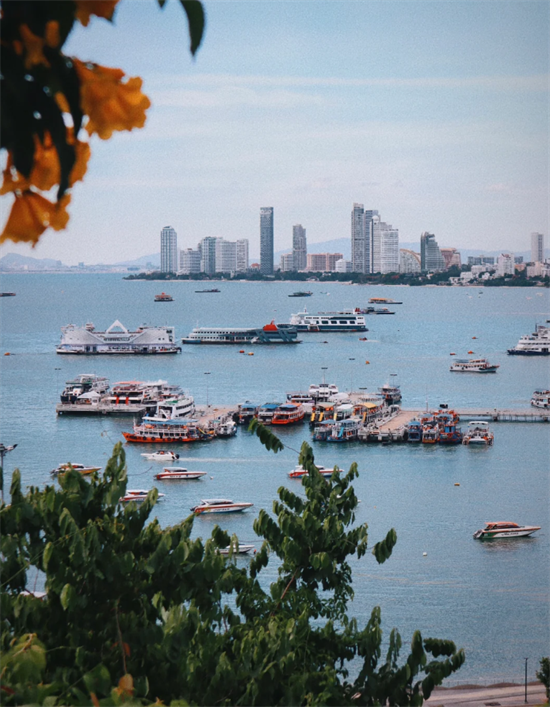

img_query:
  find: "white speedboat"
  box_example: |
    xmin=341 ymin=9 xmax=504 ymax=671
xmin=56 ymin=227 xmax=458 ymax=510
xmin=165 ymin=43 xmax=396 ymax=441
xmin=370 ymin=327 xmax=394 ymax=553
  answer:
xmin=462 ymin=421 xmax=494 ymax=446
xmin=473 ymin=522 xmax=541 ymax=540
xmin=121 ymin=489 xmax=165 ymax=503
xmin=219 ymin=544 xmax=256 ymax=555
xmin=190 ymin=499 xmax=253 ymax=515
xmin=154 ymin=468 xmax=206 ymax=480
xmin=288 ymin=464 xmax=339 ymax=478
xmin=140 ymin=450 xmax=179 ymax=461
xmin=51 ymin=463 xmax=101 ymax=476
xmin=450 ymin=358 xmax=499 ymax=373
xmin=531 ymin=390 xmax=550 ymax=408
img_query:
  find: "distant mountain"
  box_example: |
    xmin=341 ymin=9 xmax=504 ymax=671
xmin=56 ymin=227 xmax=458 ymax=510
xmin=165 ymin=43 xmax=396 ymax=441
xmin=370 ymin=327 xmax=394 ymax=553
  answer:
xmin=0 ymin=253 xmax=66 ymax=269
xmin=112 ymin=253 xmax=160 ymax=268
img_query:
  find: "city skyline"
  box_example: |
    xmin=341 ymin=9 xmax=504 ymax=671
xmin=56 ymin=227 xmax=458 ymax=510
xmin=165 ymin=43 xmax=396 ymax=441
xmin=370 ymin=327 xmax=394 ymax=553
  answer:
xmin=0 ymin=1 xmax=547 ymax=266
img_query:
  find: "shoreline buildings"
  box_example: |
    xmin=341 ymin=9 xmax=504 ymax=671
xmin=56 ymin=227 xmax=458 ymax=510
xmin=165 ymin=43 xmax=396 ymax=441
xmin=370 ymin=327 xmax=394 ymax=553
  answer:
xmin=292 ymin=224 xmax=307 ymax=271
xmin=351 ymin=204 xmax=399 ymax=274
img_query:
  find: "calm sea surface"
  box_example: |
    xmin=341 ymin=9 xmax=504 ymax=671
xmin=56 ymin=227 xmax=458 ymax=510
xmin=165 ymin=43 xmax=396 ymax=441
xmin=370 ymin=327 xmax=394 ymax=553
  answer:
xmin=0 ymin=275 xmax=549 ymax=684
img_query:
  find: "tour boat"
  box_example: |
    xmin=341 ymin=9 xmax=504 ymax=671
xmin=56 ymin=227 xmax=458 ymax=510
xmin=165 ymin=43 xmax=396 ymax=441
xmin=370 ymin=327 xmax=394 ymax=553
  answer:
xmin=450 ymin=358 xmax=499 ymax=373
xmin=236 ymin=402 xmax=260 ymax=424
xmin=190 ymin=499 xmax=253 ymax=515
xmin=421 ymin=420 xmax=440 ymax=443
xmin=288 ymin=464 xmax=340 ymax=478
xmin=141 ymin=450 xmax=179 ymax=461
xmin=181 ymin=322 xmax=300 ymax=344
xmin=368 ymin=297 xmax=402 ymax=304
xmin=531 ymin=390 xmax=550 ymax=408
xmin=51 ymin=463 xmax=101 ymax=476
xmin=507 ymin=324 xmax=550 ymax=355
xmin=57 ymin=320 xmax=181 ymax=355
xmin=154 ymin=468 xmax=206 ymax=480
xmin=289 ymin=308 xmax=367 ymax=332
xmin=462 ymin=421 xmax=494 ymax=446
xmin=271 ymin=403 xmax=306 ymax=425
xmin=219 ymin=544 xmax=256 ymax=555
xmin=407 ymin=419 xmax=423 ymax=442
xmin=255 ymin=402 xmax=284 ymax=424
xmin=378 ymin=382 xmax=402 ymax=404
xmin=473 ymin=522 xmax=541 ymax=540
xmin=121 ymin=489 xmax=165 ymax=504
xmin=209 ymin=415 xmax=238 ymax=437
xmin=313 ymin=417 xmax=362 ymax=442
xmin=154 ymin=293 xmax=173 ymax=302
xmin=59 ymin=374 xmax=110 ymax=404
xmin=124 ymin=418 xmax=215 ymax=443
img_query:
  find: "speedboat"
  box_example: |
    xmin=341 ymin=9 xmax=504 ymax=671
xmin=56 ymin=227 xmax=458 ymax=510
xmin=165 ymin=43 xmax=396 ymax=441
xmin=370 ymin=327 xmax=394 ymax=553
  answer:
xmin=531 ymin=390 xmax=550 ymax=408
xmin=190 ymin=499 xmax=253 ymax=514
xmin=154 ymin=468 xmax=206 ymax=480
xmin=140 ymin=450 xmax=179 ymax=461
xmin=473 ymin=522 xmax=541 ymax=540
xmin=462 ymin=421 xmax=494 ymax=446
xmin=218 ymin=544 xmax=256 ymax=555
xmin=52 ymin=463 xmax=101 ymax=476
xmin=288 ymin=464 xmax=339 ymax=478
xmin=121 ymin=489 xmax=165 ymax=503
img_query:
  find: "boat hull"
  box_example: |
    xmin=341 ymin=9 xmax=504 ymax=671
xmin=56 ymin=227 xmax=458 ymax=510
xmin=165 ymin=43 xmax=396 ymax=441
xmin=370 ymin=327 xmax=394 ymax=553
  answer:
xmin=475 ymin=528 xmax=540 ymax=539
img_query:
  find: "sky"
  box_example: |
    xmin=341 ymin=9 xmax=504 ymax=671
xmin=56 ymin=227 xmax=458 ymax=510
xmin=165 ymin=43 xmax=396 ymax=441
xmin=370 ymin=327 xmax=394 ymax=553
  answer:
xmin=0 ymin=0 xmax=548 ymax=264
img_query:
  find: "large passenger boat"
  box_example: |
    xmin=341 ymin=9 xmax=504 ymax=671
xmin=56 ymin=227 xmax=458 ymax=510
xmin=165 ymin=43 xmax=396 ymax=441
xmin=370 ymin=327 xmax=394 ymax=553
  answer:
xmin=450 ymin=358 xmax=499 ymax=373
xmin=531 ymin=390 xmax=550 ymax=408
xmin=507 ymin=324 xmax=550 ymax=355
xmin=59 ymin=374 xmax=110 ymax=404
xmin=289 ymin=309 xmax=367 ymax=332
xmin=181 ymin=322 xmax=300 ymax=344
xmin=57 ymin=320 xmax=181 ymax=354
xmin=368 ymin=297 xmax=402 ymax=304
xmin=271 ymin=403 xmax=305 ymax=425
xmin=123 ymin=418 xmax=215 ymax=443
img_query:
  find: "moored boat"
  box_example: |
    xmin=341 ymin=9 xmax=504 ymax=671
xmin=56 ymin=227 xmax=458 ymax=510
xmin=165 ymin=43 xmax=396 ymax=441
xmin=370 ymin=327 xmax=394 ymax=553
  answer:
xmin=52 ymin=463 xmax=101 ymax=476
xmin=531 ymin=390 xmax=550 ymax=408
xmin=59 ymin=374 xmax=110 ymax=404
xmin=462 ymin=421 xmax=494 ymax=446
xmin=121 ymin=489 xmax=165 ymax=504
xmin=124 ymin=418 xmax=215 ymax=443
xmin=219 ymin=544 xmax=256 ymax=555
xmin=154 ymin=468 xmax=206 ymax=480
xmin=473 ymin=522 xmax=540 ymax=540
xmin=407 ymin=419 xmax=423 ymax=442
xmin=57 ymin=320 xmax=181 ymax=355
xmin=271 ymin=403 xmax=306 ymax=425
xmin=181 ymin=322 xmax=300 ymax=345
xmin=368 ymin=297 xmax=402 ymax=304
xmin=154 ymin=293 xmax=173 ymax=302
xmin=288 ymin=291 xmax=313 ymax=297
xmin=289 ymin=308 xmax=367 ymax=332
xmin=450 ymin=357 xmax=499 ymax=373
xmin=190 ymin=499 xmax=253 ymax=514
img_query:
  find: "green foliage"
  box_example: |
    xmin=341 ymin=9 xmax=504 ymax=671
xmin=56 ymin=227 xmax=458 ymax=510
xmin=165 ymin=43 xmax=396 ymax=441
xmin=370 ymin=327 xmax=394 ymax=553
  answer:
xmin=537 ymin=657 xmax=550 ymax=699
xmin=1 ymin=438 xmax=464 ymax=705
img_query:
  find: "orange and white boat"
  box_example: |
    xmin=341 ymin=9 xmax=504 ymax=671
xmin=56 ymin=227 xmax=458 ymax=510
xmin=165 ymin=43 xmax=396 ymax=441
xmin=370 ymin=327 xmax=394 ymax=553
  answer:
xmin=190 ymin=499 xmax=253 ymax=515
xmin=123 ymin=418 xmax=214 ymax=443
xmin=154 ymin=468 xmax=206 ymax=480
xmin=462 ymin=421 xmax=494 ymax=446
xmin=51 ymin=463 xmax=101 ymax=476
xmin=288 ymin=464 xmax=340 ymax=478
xmin=271 ymin=403 xmax=305 ymax=425
xmin=473 ymin=521 xmax=540 ymax=540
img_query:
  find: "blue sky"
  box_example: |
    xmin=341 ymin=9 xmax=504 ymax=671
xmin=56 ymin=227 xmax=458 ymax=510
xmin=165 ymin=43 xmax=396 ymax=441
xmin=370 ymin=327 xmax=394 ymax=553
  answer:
xmin=0 ymin=0 xmax=548 ymax=264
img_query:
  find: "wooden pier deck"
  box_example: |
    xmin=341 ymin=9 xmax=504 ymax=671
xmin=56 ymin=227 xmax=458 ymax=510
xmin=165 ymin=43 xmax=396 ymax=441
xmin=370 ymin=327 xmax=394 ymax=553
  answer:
xmin=378 ymin=408 xmax=549 ymax=431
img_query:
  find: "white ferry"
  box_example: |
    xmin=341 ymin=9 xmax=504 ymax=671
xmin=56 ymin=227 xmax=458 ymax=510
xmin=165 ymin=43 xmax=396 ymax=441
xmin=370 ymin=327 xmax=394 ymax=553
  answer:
xmin=450 ymin=358 xmax=499 ymax=373
xmin=59 ymin=374 xmax=110 ymax=404
xmin=289 ymin=309 xmax=367 ymax=332
xmin=531 ymin=390 xmax=550 ymax=408
xmin=507 ymin=324 xmax=550 ymax=355
xmin=462 ymin=421 xmax=494 ymax=446
xmin=57 ymin=320 xmax=181 ymax=355
xmin=181 ymin=322 xmax=300 ymax=344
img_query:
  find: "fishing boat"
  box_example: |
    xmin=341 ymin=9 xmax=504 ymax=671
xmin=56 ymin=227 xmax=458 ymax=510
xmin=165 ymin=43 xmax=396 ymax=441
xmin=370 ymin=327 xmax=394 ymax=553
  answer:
xmin=57 ymin=320 xmax=181 ymax=355
xmin=450 ymin=358 xmax=499 ymax=373
xmin=271 ymin=403 xmax=306 ymax=425
xmin=407 ymin=419 xmax=423 ymax=442
xmin=236 ymin=402 xmax=260 ymax=425
xmin=531 ymin=390 xmax=550 ymax=408
xmin=181 ymin=322 xmax=300 ymax=345
xmin=51 ymin=463 xmax=101 ymax=476
xmin=121 ymin=489 xmax=165 ymax=504
xmin=195 ymin=288 xmax=220 ymax=293
xmin=255 ymin=402 xmax=284 ymax=424
xmin=289 ymin=308 xmax=367 ymax=332
xmin=462 ymin=421 xmax=494 ymax=446
xmin=190 ymin=499 xmax=253 ymax=514
xmin=154 ymin=468 xmax=206 ymax=480
xmin=436 ymin=412 xmax=463 ymax=444
xmin=507 ymin=324 xmax=550 ymax=355
xmin=141 ymin=450 xmax=179 ymax=461
xmin=288 ymin=464 xmax=340 ymax=478
xmin=421 ymin=418 xmax=440 ymax=444
xmin=473 ymin=521 xmax=541 ymax=540
xmin=154 ymin=293 xmax=173 ymax=302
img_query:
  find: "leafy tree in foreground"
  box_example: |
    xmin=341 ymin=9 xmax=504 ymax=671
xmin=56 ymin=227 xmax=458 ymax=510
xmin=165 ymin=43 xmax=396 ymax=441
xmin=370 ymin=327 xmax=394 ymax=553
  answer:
xmin=1 ymin=428 xmax=464 ymax=705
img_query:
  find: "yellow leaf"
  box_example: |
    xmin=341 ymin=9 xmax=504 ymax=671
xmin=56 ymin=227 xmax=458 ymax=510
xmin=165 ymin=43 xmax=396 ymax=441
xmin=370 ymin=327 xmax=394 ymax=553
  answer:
xmin=75 ymin=1 xmax=120 ymax=27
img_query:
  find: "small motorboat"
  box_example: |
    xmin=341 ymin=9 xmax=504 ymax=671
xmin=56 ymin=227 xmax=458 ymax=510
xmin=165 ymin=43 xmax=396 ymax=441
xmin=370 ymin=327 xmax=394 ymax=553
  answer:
xmin=473 ymin=522 xmax=541 ymax=540
xmin=154 ymin=468 xmax=206 ymax=480
xmin=121 ymin=489 xmax=165 ymax=504
xmin=288 ymin=464 xmax=340 ymax=478
xmin=462 ymin=421 xmax=494 ymax=446
xmin=218 ymin=544 xmax=256 ymax=555
xmin=190 ymin=499 xmax=253 ymax=514
xmin=140 ymin=450 xmax=179 ymax=461
xmin=52 ymin=463 xmax=101 ymax=476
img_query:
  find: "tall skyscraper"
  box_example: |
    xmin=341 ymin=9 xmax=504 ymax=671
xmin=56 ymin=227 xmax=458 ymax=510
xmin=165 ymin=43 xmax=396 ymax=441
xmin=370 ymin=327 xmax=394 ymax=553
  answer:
xmin=292 ymin=224 xmax=307 ymax=271
xmin=351 ymin=204 xmax=377 ymax=273
xmin=199 ymin=237 xmax=217 ymax=275
xmin=160 ymin=226 xmax=178 ymax=273
xmin=420 ymin=232 xmax=446 ymax=272
xmin=215 ymin=238 xmax=237 ymax=274
xmin=531 ymin=232 xmax=544 ymax=263
xmin=260 ymin=207 xmax=274 ymax=275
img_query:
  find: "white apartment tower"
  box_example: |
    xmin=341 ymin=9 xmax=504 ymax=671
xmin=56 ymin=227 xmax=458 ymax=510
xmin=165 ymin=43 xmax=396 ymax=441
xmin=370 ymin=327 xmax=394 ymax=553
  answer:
xmin=215 ymin=239 xmax=237 ymax=274
xmin=292 ymin=224 xmax=307 ymax=271
xmin=160 ymin=226 xmax=178 ymax=273
xmin=236 ymin=240 xmax=249 ymax=272
xmin=531 ymin=232 xmax=544 ymax=263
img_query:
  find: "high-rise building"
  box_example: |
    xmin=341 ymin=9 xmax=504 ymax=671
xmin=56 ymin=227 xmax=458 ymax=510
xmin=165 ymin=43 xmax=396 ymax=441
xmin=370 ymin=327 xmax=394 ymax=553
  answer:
xmin=399 ymin=249 xmax=421 ymax=274
xmin=215 ymin=239 xmax=237 ymax=274
xmin=440 ymin=247 xmax=461 ymax=270
xmin=351 ymin=204 xmax=378 ymax=273
xmin=292 ymin=225 xmax=307 ymax=271
xmin=160 ymin=226 xmax=178 ymax=273
xmin=200 ymin=237 xmax=217 ymax=275
xmin=420 ymin=232 xmax=446 ymax=272
xmin=179 ymin=248 xmax=201 ymax=274
xmin=306 ymin=253 xmax=343 ymax=271
xmin=497 ymin=253 xmax=515 ymax=276
xmin=260 ymin=207 xmax=274 ymax=275
xmin=280 ymin=253 xmax=294 ymax=272
xmin=236 ymin=240 xmax=249 ymax=272
xmin=371 ymin=217 xmax=399 ymax=274
xmin=531 ymin=232 xmax=544 ymax=263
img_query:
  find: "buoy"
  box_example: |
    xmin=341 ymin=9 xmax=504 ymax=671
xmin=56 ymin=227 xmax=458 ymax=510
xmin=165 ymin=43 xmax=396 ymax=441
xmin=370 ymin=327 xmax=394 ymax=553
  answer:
xmin=472 ymin=336 xmax=477 ymax=339
xmin=4 ymin=352 xmax=10 ymax=356
xmin=454 ymin=483 xmax=460 ymax=486
xmin=422 ymin=552 xmax=427 ymax=557
xmin=239 ymin=350 xmax=245 ymax=353
xmin=365 ymin=360 xmax=370 ymax=364
xmin=450 ymin=352 xmax=455 ymax=355
xmin=468 ymin=350 xmax=474 ymax=354
xmin=248 ymin=352 xmax=254 ymax=356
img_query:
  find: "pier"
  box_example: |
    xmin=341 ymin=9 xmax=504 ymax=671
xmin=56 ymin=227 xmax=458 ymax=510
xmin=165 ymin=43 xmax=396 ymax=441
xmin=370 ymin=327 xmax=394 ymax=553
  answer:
xmin=378 ymin=408 xmax=549 ymax=432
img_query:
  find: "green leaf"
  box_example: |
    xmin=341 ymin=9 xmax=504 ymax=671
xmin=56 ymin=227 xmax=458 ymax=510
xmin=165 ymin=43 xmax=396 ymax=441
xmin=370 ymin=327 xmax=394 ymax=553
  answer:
xmin=179 ymin=0 xmax=206 ymax=56
xmin=60 ymin=582 xmax=75 ymax=610
xmin=372 ymin=528 xmax=397 ymax=564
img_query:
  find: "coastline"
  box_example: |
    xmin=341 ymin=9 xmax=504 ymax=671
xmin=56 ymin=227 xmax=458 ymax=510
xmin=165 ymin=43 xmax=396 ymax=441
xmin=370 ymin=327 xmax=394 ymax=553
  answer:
xmin=426 ymin=682 xmax=547 ymax=707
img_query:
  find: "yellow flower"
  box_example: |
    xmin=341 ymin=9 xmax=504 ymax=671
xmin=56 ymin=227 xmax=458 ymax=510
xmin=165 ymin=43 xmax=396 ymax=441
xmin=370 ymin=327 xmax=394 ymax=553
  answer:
xmin=0 ymin=191 xmax=71 ymax=246
xmin=75 ymin=1 xmax=119 ymax=27
xmin=74 ymin=59 xmax=151 ymax=139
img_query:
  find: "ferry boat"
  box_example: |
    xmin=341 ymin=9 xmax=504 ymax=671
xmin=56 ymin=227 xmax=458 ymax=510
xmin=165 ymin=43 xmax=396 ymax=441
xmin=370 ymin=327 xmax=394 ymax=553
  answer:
xmin=309 ymin=401 xmax=354 ymax=426
xmin=407 ymin=419 xmax=423 ymax=442
xmin=462 ymin=421 xmax=494 ymax=446
xmin=289 ymin=308 xmax=367 ymax=332
xmin=450 ymin=358 xmax=499 ymax=373
xmin=507 ymin=324 xmax=550 ymax=355
xmin=123 ymin=418 xmax=215 ymax=443
xmin=271 ymin=403 xmax=306 ymax=425
xmin=436 ymin=412 xmax=463 ymax=444
xmin=378 ymin=382 xmax=402 ymax=404
xmin=154 ymin=293 xmax=173 ymax=302
xmin=236 ymin=402 xmax=260 ymax=425
xmin=313 ymin=417 xmax=362 ymax=442
xmin=255 ymin=403 xmax=284 ymax=424
xmin=154 ymin=468 xmax=206 ymax=480
xmin=473 ymin=521 xmax=540 ymax=540
xmin=368 ymin=297 xmax=402 ymax=304
xmin=52 ymin=463 xmax=101 ymax=476
xmin=121 ymin=489 xmax=165 ymax=504
xmin=57 ymin=320 xmax=181 ymax=355
xmin=141 ymin=450 xmax=179 ymax=461
xmin=190 ymin=499 xmax=253 ymax=514
xmin=101 ymin=380 xmax=168 ymax=408
xmin=59 ymin=374 xmax=110 ymax=404
xmin=288 ymin=464 xmax=340 ymax=478
xmin=531 ymin=390 xmax=550 ymax=408
xmin=145 ymin=395 xmax=196 ymax=422
xmin=181 ymin=322 xmax=300 ymax=345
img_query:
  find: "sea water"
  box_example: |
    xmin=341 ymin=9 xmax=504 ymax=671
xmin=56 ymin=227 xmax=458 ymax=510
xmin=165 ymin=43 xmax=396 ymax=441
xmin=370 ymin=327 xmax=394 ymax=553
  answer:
xmin=0 ymin=275 xmax=548 ymax=683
